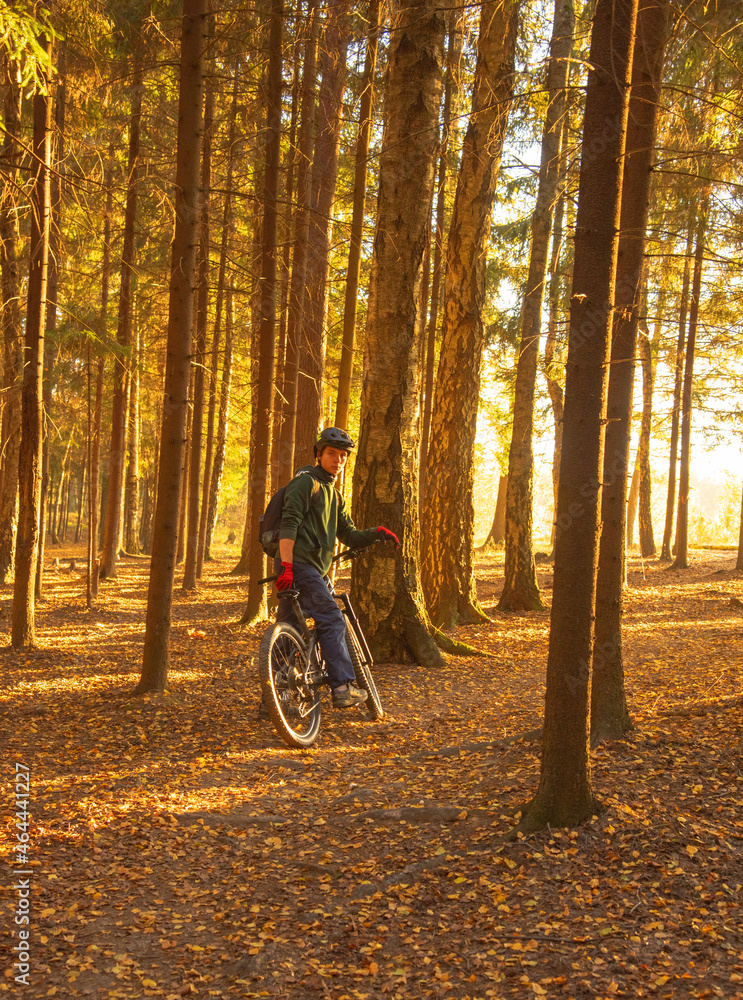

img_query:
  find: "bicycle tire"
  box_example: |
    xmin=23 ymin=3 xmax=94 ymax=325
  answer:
xmin=258 ymin=623 xmax=322 ymax=748
xmin=345 ymin=626 xmax=384 ymax=720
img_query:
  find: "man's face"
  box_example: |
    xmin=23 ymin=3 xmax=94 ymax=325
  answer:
xmin=319 ymin=446 xmax=349 ymax=477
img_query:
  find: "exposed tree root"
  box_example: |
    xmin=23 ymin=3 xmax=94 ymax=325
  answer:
xmin=405 ymin=618 xmax=447 ymax=668
xmin=431 ymin=627 xmax=485 ymax=656
xmin=517 ymin=792 xmax=604 ymax=834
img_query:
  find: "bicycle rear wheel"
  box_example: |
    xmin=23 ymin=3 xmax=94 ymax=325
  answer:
xmin=259 ymin=623 xmax=322 ymax=748
xmin=345 ymin=626 xmax=384 ymax=720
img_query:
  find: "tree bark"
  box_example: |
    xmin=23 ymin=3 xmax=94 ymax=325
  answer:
xmin=0 ymin=63 xmax=23 ymax=583
xmin=334 ymin=0 xmax=379 ymax=430
xmin=419 ymin=16 xmax=458 ymax=514
xmin=543 ymin=118 xmax=569 ymax=552
xmin=295 ymin=2 xmax=350 ymax=460
xmin=521 ymin=0 xmax=637 ymax=830
xmin=136 ymin=0 xmax=207 ymax=694
xmin=421 ymin=0 xmax=518 ymax=629
xmin=176 ymin=382 xmax=191 ymax=566
xmin=123 ymin=322 xmax=140 ymax=554
xmin=272 ymin=42 xmax=301 ymax=491
xmin=53 ymin=434 xmax=73 ymax=543
xmin=351 ymin=0 xmax=446 ymax=667
xmin=637 ymin=328 xmax=656 ymax=557
xmin=205 ymin=280 xmax=234 ymax=560
xmin=499 ymin=0 xmax=574 ymax=613
xmin=479 ymin=473 xmax=508 ymax=548
xmin=88 ymin=151 xmax=114 ymax=603
xmin=87 ymin=354 xmax=105 ymax=605
xmin=183 ymin=63 xmax=214 ymax=592
xmin=239 ymin=0 xmax=283 ymax=626
xmin=12 ymin=40 xmax=52 ymax=648
xmin=670 ymin=201 xmax=707 ymax=571
xmin=626 ymin=462 xmax=639 ymax=548
xmin=100 ymin=54 xmax=143 ymax=580
xmin=198 ymin=58 xmax=240 ymax=571
xmin=660 ymin=223 xmax=693 ymax=559
xmin=36 ymin=47 xmax=65 ymax=599
xmin=277 ymin=0 xmax=319 ymax=483
xmin=75 ymin=464 xmax=85 ymax=544
xmin=590 ymin=0 xmax=668 ymax=744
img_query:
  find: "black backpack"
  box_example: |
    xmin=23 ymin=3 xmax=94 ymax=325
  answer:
xmin=258 ymin=469 xmax=323 ymax=557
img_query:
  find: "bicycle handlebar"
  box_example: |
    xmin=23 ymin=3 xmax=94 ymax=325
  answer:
xmin=258 ymin=539 xmax=379 ymax=586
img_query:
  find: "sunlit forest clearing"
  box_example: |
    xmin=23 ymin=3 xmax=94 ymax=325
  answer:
xmin=3 ymin=543 xmax=743 ymax=998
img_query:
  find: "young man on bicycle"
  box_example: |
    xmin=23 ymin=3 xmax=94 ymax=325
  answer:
xmin=275 ymin=427 xmax=399 ymax=708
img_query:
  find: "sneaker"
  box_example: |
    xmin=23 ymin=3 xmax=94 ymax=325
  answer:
xmin=332 ymin=683 xmax=368 ymax=709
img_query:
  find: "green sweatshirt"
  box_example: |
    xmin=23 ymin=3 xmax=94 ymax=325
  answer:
xmin=279 ymin=465 xmax=377 ymax=575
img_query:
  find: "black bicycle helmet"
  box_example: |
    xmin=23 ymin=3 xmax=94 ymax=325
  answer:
xmin=315 ymin=427 xmax=355 ymax=455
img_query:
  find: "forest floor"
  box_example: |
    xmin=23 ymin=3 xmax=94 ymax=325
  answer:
xmin=1 ymin=542 xmax=743 ymax=1000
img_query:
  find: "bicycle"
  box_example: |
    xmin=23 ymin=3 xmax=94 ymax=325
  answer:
xmin=258 ymin=547 xmax=384 ymax=749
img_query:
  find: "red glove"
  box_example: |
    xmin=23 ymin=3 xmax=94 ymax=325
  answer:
xmin=276 ymin=562 xmax=294 ymax=591
xmin=377 ymin=526 xmax=400 ymax=549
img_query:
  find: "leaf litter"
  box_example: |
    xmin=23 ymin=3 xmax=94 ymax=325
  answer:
xmin=1 ymin=545 xmax=742 ymax=999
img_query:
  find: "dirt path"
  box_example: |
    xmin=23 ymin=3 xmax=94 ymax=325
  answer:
xmin=2 ymin=545 xmax=742 ymax=999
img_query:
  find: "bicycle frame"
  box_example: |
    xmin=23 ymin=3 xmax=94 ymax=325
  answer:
xmin=335 ymin=591 xmax=373 ymax=668
xmin=260 ymin=577 xmax=383 ymax=747
xmin=277 ymin=589 xmax=328 ymax=696
xmin=278 ymin=587 xmax=370 ymax=680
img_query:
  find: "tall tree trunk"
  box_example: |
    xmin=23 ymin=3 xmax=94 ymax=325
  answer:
xmin=75 ymin=464 xmax=85 ymax=544
xmin=295 ymin=3 xmax=350 ymax=460
xmin=100 ymin=55 xmax=143 ymax=580
xmin=136 ymin=0 xmax=207 ymax=694
xmin=37 ymin=46 xmax=65 ymax=599
xmin=198 ymin=58 xmax=240 ymax=572
xmin=87 ymin=355 xmax=104 ymax=605
xmin=521 ymin=0 xmax=637 ymax=831
xmin=660 ymin=223 xmax=693 ymax=559
xmin=419 ymin=16 xmax=458 ymax=514
xmin=123 ymin=322 xmax=140 ymax=553
xmin=670 ymin=201 xmax=707 ymax=571
xmin=590 ymin=0 xmax=668 ymax=744
xmin=272 ymin=42 xmax=301 ymax=490
xmin=351 ymin=0 xmax=446 ymax=667
xmin=88 ymin=151 xmax=113 ymax=605
xmin=277 ymin=0 xmax=319 ymax=482
xmin=334 ymin=0 xmax=379 ymax=429
xmin=479 ymin=473 xmax=508 ymax=548
xmin=183 ymin=62 xmax=214 ymax=592
xmin=58 ymin=455 xmax=71 ymax=541
xmin=205 ymin=280 xmax=234 ymax=559
xmin=543 ymin=115 xmax=569 ymax=552
xmin=12 ymin=38 xmax=53 ymax=649
xmin=0 ymin=62 xmax=23 ymax=582
xmin=499 ymin=0 xmax=574 ymax=613
xmin=421 ymin=0 xmax=518 ymax=629
xmin=626 ymin=463 xmax=639 ymax=548
xmin=54 ymin=434 xmax=73 ymax=542
xmin=232 ymin=85 xmax=271 ymax=577
xmin=176 ymin=389 xmax=191 ymax=565
xmin=239 ymin=0 xmax=283 ymax=625
xmin=637 ymin=328 xmax=656 ymax=557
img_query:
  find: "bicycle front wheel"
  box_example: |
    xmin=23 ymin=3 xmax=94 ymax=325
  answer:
xmin=345 ymin=626 xmax=384 ymax=720
xmin=259 ymin=623 xmax=322 ymax=748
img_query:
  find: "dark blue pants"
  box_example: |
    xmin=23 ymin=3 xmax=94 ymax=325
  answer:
xmin=275 ymin=560 xmax=355 ymax=689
